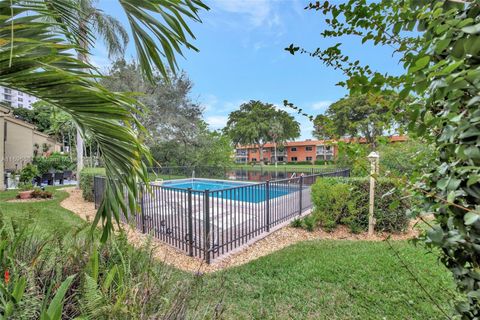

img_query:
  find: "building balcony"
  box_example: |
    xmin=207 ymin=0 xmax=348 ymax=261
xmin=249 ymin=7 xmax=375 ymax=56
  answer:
xmin=316 ymin=151 xmax=334 ymax=155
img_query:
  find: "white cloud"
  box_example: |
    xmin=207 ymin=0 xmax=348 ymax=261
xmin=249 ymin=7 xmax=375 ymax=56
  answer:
xmin=211 ymin=0 xmax=281 ymax=28
xmin=310 ymin=100 xmax=333 ymax=113
xmin=206 ymin=115 xmax=228 ymax=130
xmin=201 ymin=94 xmax=219 ymax=112
xmin=297 ymin=116 xmax=314 ymax=140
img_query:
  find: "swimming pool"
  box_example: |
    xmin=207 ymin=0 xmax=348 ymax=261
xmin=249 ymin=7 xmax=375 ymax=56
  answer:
xmin=162 ymin=179 xmax=247 ymax=191
xmin=161 ymin=179 xmax=295 ymax=203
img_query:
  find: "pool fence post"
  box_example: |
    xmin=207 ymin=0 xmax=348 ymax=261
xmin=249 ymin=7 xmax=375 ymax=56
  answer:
xmin=299 ymin=175 xmax=303 ymax=216
xmin=266 ymin=180 xmax=270 ymax=232
xmin=140 ymin=184 xmax=146 ymax=234
xmin=204 ymin=189 xmax=211 ymax=264
xmin=187 ymin=188 xmax=194 ymax=257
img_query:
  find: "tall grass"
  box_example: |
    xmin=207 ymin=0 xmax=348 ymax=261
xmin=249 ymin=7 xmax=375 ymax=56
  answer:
xmin=0 ymin=215 xmax=222 ymax=319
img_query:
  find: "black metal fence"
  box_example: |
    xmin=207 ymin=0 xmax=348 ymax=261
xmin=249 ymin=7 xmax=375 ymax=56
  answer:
xmin=93 ymin=168 xmax=350 ymax=263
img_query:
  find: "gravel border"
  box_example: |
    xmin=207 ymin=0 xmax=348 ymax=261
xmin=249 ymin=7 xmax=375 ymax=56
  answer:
xmin=59 ymin=187 xmax=418 ymax=273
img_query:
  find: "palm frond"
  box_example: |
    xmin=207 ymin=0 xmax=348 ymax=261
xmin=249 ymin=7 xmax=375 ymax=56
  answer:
xmin=0 ymin=0 xmax=150 ymax=240
xmin=118 ymin=0 xmax=209 ymax=81
xmin=92 ymin=10 xmax=129 ymax=58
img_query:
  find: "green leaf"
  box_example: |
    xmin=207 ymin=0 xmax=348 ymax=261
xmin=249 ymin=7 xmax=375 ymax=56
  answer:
xmin=462 ymin=23 xmax=480 ymax=34
xmin=44 ymin=275 xmax=76 ymax=320
xmin=452 ymin=39 xmax=466 ymax=59
xmin=409 ymin=56 xmax=430 ymax=73
xmin=435 ymin=37 xmax=451 ymax=54
xmin=427 ymin=227 xmax=444 ymax=245
xmin=464 ymin=212 xmax=480 ymax=225
xmin=11 ymin=276 xmax=27 ymax=303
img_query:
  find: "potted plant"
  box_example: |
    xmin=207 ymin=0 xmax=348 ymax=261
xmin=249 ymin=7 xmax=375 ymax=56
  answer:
xmin=17 ymin=183 xmax=35 ymax=199
xmin=16 ymin=164 xmax=39 ymax=199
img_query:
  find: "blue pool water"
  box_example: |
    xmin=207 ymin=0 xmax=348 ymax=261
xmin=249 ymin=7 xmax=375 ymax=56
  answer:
xmin=163 ymin=179 xmax=246 ymax=191
xmin=161 ymin=179 xmax=295 ymax=203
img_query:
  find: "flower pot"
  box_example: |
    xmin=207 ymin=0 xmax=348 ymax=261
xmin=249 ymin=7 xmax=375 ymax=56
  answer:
xmin=18 ymin=191 xmax=33 ymax=199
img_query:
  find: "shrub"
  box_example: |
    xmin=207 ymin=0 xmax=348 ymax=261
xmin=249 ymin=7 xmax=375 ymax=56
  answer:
xmin=335 ymin=140 xmax=432 ymax=177
xmin=347 ymin=178 xmax=411 ymax=233
xmin=31 ymin=188 xmax=53 ymax=199
xmin=306 ymin=177 xmax=411 ymax=233
xmin=18 ymin=182 xmax=34 ymax=191
xmin=33 ymin=153 xmax=75 ymax=175
xmin=310 ymin=179 xmax=351 ymax=231
xmin=80 ymin=168 xmax=105 ymax=202
xmin=19 ymin=164 xmax=39 ymax=183
xmin=286 ymin=161 xmax=313 ymax=165
xmin=314 ymin=159 xmax=334 ymax=165
xmin=0 ymin=217 xmax=214 ymax=319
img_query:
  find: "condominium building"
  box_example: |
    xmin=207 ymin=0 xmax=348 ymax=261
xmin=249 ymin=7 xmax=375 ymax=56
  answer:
xmin=235 ymin=136 xmax=408 ymax=164
xmin=0 ymin=86 xmax=38 ymax=109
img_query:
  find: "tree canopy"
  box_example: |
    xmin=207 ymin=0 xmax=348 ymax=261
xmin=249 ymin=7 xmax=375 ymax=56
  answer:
xmin=0 ymin=0 xmax=208 ymax=240
xmin=224 ymin=100 xmax=300 ymax=163
xmin=313 ymin=93 xmax=404 ymax=148
xmin=102 ymin=60 xmax=232 ymax=167
xmin=285 ymin=0 xmax=480 ymax=316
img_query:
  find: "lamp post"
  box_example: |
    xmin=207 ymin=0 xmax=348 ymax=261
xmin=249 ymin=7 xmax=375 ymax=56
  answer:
xmin=367 ymin=151 xmax=379 ymax=236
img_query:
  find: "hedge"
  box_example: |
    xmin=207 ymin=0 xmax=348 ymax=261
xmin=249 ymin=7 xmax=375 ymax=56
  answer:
xmin=296 ymin=177 xmax=411 ymax=233
xmin=286 ymin=161 xmax=313 ymax=165
xmin=80 ymin=168 xmax=105 ymax=202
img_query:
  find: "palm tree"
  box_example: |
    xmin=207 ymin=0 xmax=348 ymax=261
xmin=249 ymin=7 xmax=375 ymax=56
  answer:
xmin=268 ymin=121 xmax=284 ymax=168
xmin=0 ymin=0 xmax=208 ymax=240
xmin=75 ymin=0 xmax=129 ymax=187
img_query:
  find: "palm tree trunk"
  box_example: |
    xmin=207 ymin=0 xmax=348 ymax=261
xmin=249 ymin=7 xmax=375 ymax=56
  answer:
xmin=274 ymin=140 xmax=277 ymax=168
xmin=259 ymin=143 xmax=265 ymax=166
xmin=76 ymin=21 xmax=87 ymax=187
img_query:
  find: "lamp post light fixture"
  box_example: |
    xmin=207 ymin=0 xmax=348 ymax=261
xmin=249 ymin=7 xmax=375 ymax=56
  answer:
xmin=367 ymin=151 xmax=380 ymax=236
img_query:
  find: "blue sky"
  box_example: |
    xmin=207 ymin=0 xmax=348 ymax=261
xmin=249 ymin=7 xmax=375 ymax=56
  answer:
xmin=97 ymin=0 xmax=403 ymax=139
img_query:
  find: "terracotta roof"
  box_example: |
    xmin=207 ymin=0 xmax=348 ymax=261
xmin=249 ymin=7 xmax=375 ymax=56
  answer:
xmin=236 ymin=135 xmax=408 ymax=149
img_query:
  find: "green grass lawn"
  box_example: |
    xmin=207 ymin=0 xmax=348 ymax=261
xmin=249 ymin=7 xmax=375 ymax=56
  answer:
xmin=1 ymin=188 xmax=455 ymax=319
xmin=202 ymin=241 xmax=455 ymax=319
xmin=0 ymin=187 xmax=89 ymax=237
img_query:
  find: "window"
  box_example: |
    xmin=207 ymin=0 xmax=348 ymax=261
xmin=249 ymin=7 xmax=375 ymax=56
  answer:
xmin=4 ymin=94 xmax=11 ymax=100
xmin=306 ymin=146 xmax=313 ymax=151
xmin=18 ymin=92 xmax=22 ymax=96
xmin=17 ymin=104 xmax=23 ymax=108
xmin=306 ymin=156 xmax=312 ymax=161
xmin=252 ymin=158 xmax=257 ymax=162
xmin=291 ymin=147 xmax=297 ymax=152
xmin=4 ymin=88 xmax=11 ymax=94
xmin=291 ymin=157 xmax=298 ymax=162
xmin=18 ymin=98 xmax=23 ymax=102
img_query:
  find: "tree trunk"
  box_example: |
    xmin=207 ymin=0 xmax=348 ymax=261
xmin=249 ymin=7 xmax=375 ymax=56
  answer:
xmin=274 ymin=140 xmax=277 ymax=168
xmin=68 ymin=131 xmax=73 ymax=161
xmin=76 ymin=21 xmax=87 ymax=187
xmin=76 ymin=131 xmax=83 ymax=185
xmin=258 ymin=143 xmax=265 ymax=166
